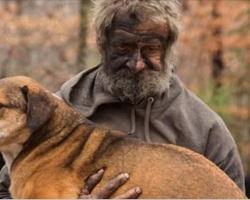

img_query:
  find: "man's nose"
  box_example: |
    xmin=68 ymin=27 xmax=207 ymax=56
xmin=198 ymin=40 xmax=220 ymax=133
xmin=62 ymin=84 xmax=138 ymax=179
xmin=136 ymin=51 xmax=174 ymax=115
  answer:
xmin=126 ymin=51 xmax=146 ymax=74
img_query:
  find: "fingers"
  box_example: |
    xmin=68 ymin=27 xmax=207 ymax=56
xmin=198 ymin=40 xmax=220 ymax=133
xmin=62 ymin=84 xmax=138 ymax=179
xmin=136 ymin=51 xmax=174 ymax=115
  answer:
xmin=111 ymin=130 xmax=126 ymax=136
xmin=114 ymin=187 xmax=142 ymax=199
xmin=81 ymin=169 xmax=105 ymax=195
xmin=92 ymin=173 xmax=130 ymax=199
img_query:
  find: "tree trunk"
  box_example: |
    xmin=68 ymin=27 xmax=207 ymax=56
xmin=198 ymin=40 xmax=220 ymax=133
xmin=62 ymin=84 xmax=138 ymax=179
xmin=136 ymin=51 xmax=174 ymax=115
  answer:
xmin=211 ymin=0 xmax=225 ymax=88
xmin=182 ymin=1 xmax=189 ymax=12
xmin=76 ymin=0 xmax=90 ymax=72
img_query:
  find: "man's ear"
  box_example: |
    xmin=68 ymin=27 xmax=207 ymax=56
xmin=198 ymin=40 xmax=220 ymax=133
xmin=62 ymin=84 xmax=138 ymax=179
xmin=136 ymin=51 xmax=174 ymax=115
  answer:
xmin=21 ymin=85 xmax=57 ymax=133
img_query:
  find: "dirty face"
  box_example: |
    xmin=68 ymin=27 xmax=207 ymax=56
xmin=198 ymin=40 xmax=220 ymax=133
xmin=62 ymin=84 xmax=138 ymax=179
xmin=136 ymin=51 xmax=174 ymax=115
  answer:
xmin=107 ymin=16 xmax=168 ymax=74
xmin=100 ymin=13 xmax=173 ymax=103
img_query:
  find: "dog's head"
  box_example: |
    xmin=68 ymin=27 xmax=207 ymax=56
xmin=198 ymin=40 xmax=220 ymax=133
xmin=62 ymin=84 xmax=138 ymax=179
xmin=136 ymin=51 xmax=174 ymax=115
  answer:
xmin=0 ymin=76 xmax=57 ymax=147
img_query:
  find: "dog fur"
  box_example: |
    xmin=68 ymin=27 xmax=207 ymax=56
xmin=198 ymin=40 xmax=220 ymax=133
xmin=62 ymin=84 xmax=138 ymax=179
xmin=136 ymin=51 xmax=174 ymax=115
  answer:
xmin=0 ymin=76 xmax=246 ymax=199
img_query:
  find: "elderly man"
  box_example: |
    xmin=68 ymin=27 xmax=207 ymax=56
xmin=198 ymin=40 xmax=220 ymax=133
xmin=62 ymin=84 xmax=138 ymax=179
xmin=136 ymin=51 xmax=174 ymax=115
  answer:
xmin=0 ymin=0 xmax=245 ymax=198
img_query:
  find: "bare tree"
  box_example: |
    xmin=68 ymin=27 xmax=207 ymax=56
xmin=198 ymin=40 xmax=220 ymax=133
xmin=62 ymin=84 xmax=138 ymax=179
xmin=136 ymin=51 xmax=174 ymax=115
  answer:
xmin=211 ymin=0 xmax=225 ymax=88
xmin=76 ymin=0 xmax=90 ymax=71
xmin=181 ymin=0 xmax=189 ymax=12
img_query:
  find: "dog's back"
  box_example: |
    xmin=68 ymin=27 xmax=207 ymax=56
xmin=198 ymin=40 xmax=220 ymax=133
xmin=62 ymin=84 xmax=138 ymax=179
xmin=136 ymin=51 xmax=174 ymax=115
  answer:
xmin=95 ymin=138 xmax=245 ymax=199
xmin=0 ymin=76 xmax=246 ymax=199
xmin=11 ymin=127 xmax=246 ymax=199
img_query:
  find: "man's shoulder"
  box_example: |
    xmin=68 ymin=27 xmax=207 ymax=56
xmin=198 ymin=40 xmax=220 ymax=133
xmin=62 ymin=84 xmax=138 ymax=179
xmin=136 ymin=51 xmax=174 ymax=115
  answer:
xmin=183 ymin=87 xmax=232 ymax=140
xmin=170 ymin=78 xmax=215 ymax=114
xmin=169 ymin=78 xmax=225 ymax=128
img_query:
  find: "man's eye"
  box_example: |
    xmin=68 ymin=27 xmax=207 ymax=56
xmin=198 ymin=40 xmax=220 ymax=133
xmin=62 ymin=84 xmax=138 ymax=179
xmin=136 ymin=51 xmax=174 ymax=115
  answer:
xmin=144 ymin=46 xmax=161 ymax=54
xmin=113 ymin=44 xmax=130 ymax=54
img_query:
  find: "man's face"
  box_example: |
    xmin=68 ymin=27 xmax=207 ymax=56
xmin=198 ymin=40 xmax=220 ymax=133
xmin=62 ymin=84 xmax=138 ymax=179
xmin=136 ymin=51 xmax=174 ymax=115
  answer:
xmin=100 ymin=14 xmax=172 ymax=103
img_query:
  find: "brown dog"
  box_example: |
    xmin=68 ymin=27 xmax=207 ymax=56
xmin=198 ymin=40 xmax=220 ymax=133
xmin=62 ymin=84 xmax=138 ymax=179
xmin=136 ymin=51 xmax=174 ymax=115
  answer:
xmin=0 ymin=76 xmax=246 ymax=199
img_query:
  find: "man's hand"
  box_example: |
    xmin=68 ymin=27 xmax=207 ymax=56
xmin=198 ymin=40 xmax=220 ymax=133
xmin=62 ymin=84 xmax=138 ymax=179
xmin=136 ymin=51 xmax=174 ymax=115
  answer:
xmin=79 ymin=169 xmax=142 ymax=199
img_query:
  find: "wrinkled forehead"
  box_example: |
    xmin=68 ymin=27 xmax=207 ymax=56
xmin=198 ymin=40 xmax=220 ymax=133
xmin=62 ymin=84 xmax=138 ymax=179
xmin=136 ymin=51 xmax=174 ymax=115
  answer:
xmin=110 ymin=11 xmax=168 ymax=38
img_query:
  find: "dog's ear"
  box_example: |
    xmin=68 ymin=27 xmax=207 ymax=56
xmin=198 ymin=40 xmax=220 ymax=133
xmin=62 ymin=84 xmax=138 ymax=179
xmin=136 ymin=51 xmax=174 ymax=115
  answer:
xmin=21 ymin=85 xmax=56 ymax=133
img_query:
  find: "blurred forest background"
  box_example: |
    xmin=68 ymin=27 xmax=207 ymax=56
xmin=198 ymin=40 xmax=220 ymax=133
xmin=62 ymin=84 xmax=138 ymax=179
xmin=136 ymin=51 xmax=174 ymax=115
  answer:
xmin=1 ymin=0 xmax=250 ymax=174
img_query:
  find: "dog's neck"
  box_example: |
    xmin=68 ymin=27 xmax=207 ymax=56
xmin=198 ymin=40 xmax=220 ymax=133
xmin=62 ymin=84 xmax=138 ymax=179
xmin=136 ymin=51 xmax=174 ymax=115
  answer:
xmin=1 ymin=143 xmax=23 ymax=172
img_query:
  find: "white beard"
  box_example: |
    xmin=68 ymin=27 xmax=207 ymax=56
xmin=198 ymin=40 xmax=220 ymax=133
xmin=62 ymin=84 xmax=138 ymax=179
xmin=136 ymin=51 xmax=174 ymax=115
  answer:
xmin=99 ymin=62 xmax=174 ymax=104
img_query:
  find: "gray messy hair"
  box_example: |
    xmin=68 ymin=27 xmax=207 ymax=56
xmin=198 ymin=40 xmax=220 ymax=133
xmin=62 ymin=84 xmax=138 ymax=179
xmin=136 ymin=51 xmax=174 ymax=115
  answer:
xmin=91 ymin=0 xmax=181 ymax=56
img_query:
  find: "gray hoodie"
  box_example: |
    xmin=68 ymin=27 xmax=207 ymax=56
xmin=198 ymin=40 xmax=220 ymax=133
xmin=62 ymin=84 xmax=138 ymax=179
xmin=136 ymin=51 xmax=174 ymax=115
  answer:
xmin=0 ymin=64 xmax=245 ymax=198
xmin=60 ymin=64 xmax=245 ymax=191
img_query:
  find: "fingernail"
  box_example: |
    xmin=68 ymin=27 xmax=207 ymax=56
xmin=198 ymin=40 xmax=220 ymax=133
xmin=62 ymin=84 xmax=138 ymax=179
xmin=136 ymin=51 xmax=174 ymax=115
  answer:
xmin=135 ymin=187 xmax=142 ymax=194
xmin=123 ymin=173 xmax=129 ymax=179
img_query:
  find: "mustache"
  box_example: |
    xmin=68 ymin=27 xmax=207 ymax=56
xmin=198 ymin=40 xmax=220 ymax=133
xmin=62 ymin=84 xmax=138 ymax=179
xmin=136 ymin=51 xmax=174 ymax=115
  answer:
xmin=106 ymin=57 xmax=155 ymax=74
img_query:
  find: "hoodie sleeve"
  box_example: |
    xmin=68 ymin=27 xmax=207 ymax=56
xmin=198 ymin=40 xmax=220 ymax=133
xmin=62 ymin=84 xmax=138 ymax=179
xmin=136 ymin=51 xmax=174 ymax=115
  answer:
xmin=0 ymin=165 xmax=11 ymax=199
xmin=204 ymin=118 xmax=245 ymax=193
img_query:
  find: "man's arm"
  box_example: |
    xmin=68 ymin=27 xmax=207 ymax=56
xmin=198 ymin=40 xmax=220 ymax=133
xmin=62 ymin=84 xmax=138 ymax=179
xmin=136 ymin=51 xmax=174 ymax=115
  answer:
xmin=217 ymin=147 xmax=245 ymax=192
xmin=205 ymin=119 xmax=245 ymax=192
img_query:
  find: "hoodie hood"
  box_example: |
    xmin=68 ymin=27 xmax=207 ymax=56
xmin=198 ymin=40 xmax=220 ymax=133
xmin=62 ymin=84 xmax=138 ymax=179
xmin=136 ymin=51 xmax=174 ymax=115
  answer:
xmin=60 ymin=65 xmax=118 ymax=117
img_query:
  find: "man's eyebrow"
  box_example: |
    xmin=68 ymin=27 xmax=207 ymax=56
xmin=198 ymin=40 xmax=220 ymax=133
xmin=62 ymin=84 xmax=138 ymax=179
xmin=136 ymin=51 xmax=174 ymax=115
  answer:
xmin=139 ymin=34 xmax=167 ymax=43
xmin=113 ymin=31 xmax=134 ymax=37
